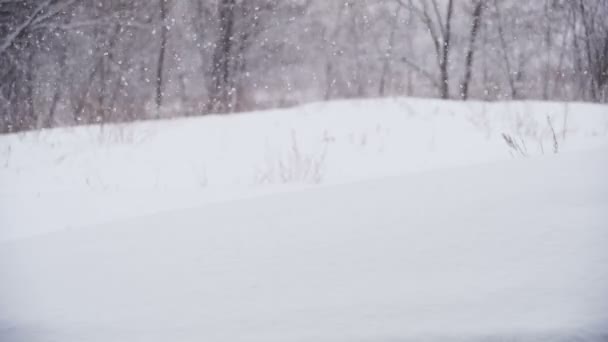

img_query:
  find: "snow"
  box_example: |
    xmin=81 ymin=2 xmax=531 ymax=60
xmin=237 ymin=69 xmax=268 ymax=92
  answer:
xmin=1 ymin=98 xmax=607 ymax=241
xmin=0 ymin=98 xmax=607 ymax=341
xmin=1 ymin=147 xmax=608 ymax=342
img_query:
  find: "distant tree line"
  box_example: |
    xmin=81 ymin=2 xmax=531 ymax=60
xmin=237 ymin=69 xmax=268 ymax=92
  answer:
xmin=0 ymin=0 xmax=606 ymax=133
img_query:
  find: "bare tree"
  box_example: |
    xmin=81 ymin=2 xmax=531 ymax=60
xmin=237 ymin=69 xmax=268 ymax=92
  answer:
xmin=0 ymin=0 xmax=78 ymax=132
xmin=460 ymin=0 xmax=484 ymax=100
xmin=155 ymin=0 xmax=169 ymax=113
xmin=398 ymin=0 xmax=454 ymax=99
xmin=207 ymin=0 xmax=236 ymax=113
xmin=0 ymin=0 xmax=606 ymax=134
xmin=571 ymin=0 xmax=608 ymax=101
xmin=492 ymin=0 xmax=518 ymax=99
xmin=379 ymin=6 xmax=402 ymax=97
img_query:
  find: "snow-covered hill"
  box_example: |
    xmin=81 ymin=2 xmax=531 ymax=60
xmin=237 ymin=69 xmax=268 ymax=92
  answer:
xmin=1 ymin=146 xmax=608 ymax=342
xmin=1 ymin=98 xmax=607 ymax=240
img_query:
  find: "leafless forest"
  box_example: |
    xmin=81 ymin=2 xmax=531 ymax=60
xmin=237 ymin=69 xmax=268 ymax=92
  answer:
xmin=1 ymin=0 xmax=607 ymax=133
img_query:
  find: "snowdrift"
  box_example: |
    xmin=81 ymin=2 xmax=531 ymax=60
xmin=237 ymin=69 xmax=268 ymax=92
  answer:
xmin=1 ymin=98 xmax=607 ymax=240
xmin=1 ymin=147 xmax=607 ymax=341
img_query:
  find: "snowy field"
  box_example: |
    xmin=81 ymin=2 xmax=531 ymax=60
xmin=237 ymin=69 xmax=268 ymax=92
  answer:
xmin=1 ymin=147 xmax=608 ymax=342
xmin=1 ymin=98 xmax=607 ymax=241
xmin=1 ymin=98 xmax=608 ymax=341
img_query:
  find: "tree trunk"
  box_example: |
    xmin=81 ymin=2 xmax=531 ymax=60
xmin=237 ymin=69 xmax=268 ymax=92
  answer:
xmin=209 ymin=0 xmax=236 ymax=113
xmin=439 ymin=0 xmax=454 ymax=100
xmin=156 ymin=0 xmax=168 ymax=114
xmin=460 ymin=0 xmax=484 ymax=100
xmin=494 ymin=0 xmax=517 ymax=99
xmin=379 ymin=7 xmax=400 ymax=97
xmin=47 ymin=43 xmax=67 ymax=128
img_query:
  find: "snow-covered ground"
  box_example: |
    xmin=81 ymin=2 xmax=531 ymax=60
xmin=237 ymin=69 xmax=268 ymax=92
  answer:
xmin=1 ymin=147 xmax=608 ymax=342
xmin=1 ymin=98 xmax=607 ymax=240
xmin=0 ymin=98 xmax=608 ymax=341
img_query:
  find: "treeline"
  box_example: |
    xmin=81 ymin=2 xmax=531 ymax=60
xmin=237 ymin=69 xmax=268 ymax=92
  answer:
xmin=0 ymin=0 xmax=607 ymax=133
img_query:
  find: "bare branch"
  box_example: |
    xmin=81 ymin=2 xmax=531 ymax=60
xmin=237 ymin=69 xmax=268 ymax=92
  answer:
xmin=0 ymin=0 xmax=53 ymax=55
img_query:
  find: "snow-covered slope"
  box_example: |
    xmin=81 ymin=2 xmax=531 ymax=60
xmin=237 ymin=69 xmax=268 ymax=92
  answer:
xmin=1 ymin=98 xmax=607 ymax=240
xmin=1 ymin=148 xmax=608 ymax=342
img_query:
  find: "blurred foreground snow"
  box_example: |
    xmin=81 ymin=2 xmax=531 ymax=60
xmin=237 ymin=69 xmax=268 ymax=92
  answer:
xmin=1 ymin=145 xmax=607 ymax=341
